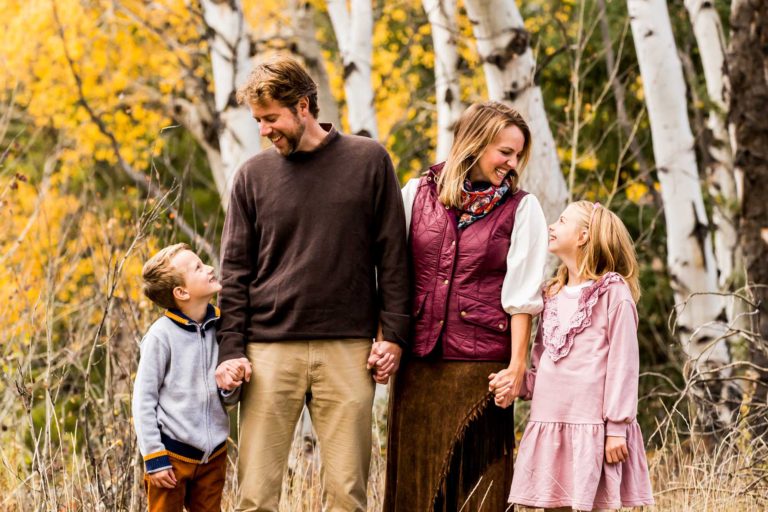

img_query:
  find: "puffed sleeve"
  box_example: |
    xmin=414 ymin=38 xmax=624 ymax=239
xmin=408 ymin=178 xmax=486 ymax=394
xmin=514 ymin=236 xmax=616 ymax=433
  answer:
xmin=603 ymin=299 xmax=640 ymax=437
xmin=401 ymin=178 xmax=420 ymax=235
xmin=501 ymin=194 xmax=549 ymax=315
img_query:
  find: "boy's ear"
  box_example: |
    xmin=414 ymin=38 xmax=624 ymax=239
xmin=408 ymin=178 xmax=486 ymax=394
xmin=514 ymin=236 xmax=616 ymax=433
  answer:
xmin=172 ymin=285 xmax=189 ymax=303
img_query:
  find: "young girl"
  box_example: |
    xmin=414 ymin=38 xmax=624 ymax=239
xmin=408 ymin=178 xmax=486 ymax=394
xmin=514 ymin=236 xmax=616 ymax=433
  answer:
xmin=491 ymin=200 xmax=654 ymax=511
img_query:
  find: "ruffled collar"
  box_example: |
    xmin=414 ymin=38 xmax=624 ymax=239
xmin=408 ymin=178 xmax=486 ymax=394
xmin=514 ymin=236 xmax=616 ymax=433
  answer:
xmin=541 ymin=272 xmax=625 ymax=362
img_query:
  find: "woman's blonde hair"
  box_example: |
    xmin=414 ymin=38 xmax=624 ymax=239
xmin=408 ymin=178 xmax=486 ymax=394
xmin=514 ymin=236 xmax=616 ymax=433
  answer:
xmin=436 ymin=101 xmax=532 ymax=207
xmin=546 ymin=201 xmax=641 ymax=302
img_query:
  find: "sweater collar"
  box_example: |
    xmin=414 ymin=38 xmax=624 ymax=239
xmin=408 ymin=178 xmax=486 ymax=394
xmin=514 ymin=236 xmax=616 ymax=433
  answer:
xmin=165 ymin=304 xmax=220 ymax=332
xmin=285 ymin=123 xmax=339 ymax=161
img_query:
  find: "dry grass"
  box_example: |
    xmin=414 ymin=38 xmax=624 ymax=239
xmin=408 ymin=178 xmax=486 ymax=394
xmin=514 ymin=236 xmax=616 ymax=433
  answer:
xmin=1 ymin=184 xmax=766 ymax=512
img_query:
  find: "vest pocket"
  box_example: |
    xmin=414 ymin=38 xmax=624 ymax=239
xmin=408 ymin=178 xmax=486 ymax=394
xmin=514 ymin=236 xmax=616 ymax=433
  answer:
xmin=413 ymin=292 xmax=429 ymax=319
xmin=457 ymin=294 xmax=509 ymax=332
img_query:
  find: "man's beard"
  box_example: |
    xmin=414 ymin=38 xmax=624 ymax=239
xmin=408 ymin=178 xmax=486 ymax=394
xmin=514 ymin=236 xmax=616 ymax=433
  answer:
xmin=275 ymin=116 xmax=306 ymax=156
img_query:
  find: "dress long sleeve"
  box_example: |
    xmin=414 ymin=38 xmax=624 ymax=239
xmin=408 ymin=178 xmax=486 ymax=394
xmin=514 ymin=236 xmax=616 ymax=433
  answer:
xmin=603 ymin=299 xmax=640 ymax=437
xmin=519 ymin=320 xmax=544 ymax=400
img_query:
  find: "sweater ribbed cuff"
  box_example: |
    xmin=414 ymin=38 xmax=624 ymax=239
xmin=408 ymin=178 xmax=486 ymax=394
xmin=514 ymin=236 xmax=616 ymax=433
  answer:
xmin=144 ymin=451 xmax=172 ymax=474
xmin=380 ymin=311 xmax=410 ymax=347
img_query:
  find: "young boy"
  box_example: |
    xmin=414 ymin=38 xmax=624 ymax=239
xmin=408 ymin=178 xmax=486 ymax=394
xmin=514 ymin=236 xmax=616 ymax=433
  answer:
xmin=132 ymin=243 xmax=248 ymax=511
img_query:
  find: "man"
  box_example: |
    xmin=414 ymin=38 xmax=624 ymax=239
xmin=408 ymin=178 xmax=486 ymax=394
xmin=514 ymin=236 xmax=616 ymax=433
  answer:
xmin=215 ymin=56 xmax=409 ymax=512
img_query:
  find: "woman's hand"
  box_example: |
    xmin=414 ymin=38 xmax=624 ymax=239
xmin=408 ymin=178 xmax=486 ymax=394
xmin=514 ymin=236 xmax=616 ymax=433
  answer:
xmin=488 ymin=360 xmax=526 ymax=409
xmin=605 ymin=436 xmax=628 ymax=464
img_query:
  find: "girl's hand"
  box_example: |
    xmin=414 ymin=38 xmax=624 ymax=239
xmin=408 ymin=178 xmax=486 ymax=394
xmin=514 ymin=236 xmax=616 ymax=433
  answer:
xmin=605 ymin=436 xmax=628 ymax=464
xmin=488 ymin=361 xmax=526 ymax=408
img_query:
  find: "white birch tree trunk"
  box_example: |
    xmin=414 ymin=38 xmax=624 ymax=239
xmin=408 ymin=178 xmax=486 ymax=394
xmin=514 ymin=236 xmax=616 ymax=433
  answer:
xmin=463 ymin=0 xmax=568 ymax=224
xmin=201 ymin=0 xmax=261 ymax=209
xmin=423 ymin=0 xmax=463 ymax=161
xmin=326 ymin=0 xmax=378 ymax=138
xmin=629 ymin=0 xmax=736 ymax=432
xmin=684 ymin=0 xmax=739 ymax=290
xmin=291 ymin=0 xmax=341 ymax=127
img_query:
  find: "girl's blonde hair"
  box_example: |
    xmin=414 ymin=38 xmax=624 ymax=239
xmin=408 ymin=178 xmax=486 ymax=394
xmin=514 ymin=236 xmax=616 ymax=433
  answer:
xmin=546 ymin=201 xmax=641 ymax=302
xmin=436 ymin=101 xmax=532 ymax=207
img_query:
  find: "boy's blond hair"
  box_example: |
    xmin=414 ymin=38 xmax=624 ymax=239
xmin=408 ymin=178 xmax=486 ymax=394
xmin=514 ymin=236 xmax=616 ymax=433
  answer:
xmin=142 ymin=243 xmax=190 ymax=310
xmin=546 ymin=201 xmax=641 ymax=302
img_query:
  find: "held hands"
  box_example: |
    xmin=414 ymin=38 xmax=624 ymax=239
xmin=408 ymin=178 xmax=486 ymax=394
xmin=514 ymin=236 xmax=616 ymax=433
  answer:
xmin=605 ymin=436 xmax=628 ymax=464
xmin=215 ymin=357 xmax=252 ymax=391
xmin=366 ymin=341 xmax=402 ymax=384
xmin=488 ymin=361 xmax=526 ymax=409
xmin=148 ymin=468 xmax=177 ymax=488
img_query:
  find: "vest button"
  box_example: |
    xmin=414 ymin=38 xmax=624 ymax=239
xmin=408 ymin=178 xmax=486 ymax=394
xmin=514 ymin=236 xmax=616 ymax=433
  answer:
xmin=451 ymin=241 xmax=455 ymax=246
xmin=460 ymin=311 xmax=466 ymax=317
xmin=498 ymin=323 xmax=504 ymax=329
xmin=443 ymin=279 xmax=449 ymax=285
xmin=439 ymin=320 xmax=444 ymax=325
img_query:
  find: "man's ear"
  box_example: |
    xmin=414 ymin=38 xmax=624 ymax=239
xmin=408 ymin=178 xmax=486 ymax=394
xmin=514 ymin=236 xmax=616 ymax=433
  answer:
xmin=173 ymin=286 xmax=189 ymax=303
xmin=296 ymin=96 xmax=309 ymax=116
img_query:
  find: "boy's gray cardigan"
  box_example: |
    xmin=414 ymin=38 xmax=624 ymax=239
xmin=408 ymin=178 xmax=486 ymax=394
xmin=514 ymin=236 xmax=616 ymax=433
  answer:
xmin=132 ymin=305 xmax=236 ymax=473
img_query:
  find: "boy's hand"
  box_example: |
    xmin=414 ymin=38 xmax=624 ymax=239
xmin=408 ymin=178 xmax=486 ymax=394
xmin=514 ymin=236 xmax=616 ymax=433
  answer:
xmin=605 ymin=435 xmax=628 ymax=464
xmin=215 ymin=358 xmax=252 ymax=390
xmin=148 ymin=468 xmax=177 ymax=488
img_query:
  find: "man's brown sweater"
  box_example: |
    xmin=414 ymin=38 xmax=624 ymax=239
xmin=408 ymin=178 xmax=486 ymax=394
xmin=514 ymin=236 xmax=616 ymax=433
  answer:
xmin=216 ymin=125 xmax=410 ymax=363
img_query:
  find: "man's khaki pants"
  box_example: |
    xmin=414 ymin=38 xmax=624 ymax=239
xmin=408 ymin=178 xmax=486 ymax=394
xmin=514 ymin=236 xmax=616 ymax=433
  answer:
xmin=236 ymin=339 xmax=375 ymax=512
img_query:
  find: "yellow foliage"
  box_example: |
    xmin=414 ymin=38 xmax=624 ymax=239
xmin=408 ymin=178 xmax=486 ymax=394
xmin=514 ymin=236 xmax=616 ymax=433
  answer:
xmin=0 ymin=175 xmax=149 ymax=341
xmin=0 ymin=0 xmax=202 ymax=179
xmin=626 ymin=182 xmax=649 ymax=204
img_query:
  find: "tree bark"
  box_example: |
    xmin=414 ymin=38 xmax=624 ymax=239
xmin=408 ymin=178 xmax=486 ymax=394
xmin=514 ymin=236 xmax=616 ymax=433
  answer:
xmin=728 ymin=0 xmax=768 ymax=433
xmin=200 ymin=0 xmax=262 ymax=209
xmin=463 ymin=0 xmax=568 ymax=224
xmin=423 ymin=0 xmax=463 ymax=160
xmin=326 ymin=0 xmax=378 ymax=138
xmin=685 ymin=0 xmax=739 ymax=290
xmin=292 ymin=0 xmax=341 ymax=128
xmin=628 ymin=0 xmax=738 ymax=436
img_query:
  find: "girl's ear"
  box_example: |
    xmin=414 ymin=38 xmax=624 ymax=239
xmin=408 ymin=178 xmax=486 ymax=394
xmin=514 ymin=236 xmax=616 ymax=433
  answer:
xmin=577 ymin=228 xmax=589 ymax=247
xmin=172 ymin=286 xmax=189 ymax=303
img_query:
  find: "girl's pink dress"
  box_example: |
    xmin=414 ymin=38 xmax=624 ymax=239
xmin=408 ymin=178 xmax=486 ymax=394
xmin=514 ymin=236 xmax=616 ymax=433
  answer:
xmin=508 ymin=273 xmax=654 ymax=511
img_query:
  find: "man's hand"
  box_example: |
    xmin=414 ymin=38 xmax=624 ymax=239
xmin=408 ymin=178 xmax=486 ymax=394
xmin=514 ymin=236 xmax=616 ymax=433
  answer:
xmin=215 ymin=357 xmax=252 ymax=391
xmin=605 ymin=436 xmax=628 ymax=464
xmin=148 ymin=468 xmax=177 ymax=489
xmin=366 ymin=341 xmax=402 ymax=384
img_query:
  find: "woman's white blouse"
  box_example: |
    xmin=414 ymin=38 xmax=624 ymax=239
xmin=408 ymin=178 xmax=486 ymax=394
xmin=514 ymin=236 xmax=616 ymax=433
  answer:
xmin=401 ymin=178 xmax=548 ymax=316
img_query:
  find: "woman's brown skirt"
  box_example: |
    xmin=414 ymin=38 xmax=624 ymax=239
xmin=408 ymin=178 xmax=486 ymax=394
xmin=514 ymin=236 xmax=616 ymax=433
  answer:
xmin=383 ymin=357 xmax=516 ymax=512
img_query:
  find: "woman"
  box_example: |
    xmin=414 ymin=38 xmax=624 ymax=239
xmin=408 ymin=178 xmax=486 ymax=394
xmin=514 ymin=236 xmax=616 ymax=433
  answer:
xmin=383 ymin=102 xmax=549 ymax=511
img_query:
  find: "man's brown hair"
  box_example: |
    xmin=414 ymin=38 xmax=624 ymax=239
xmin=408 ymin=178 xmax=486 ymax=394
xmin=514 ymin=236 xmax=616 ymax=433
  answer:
xmin=142 ymin=243 xmax=189 ymax=310
xmin=236 ymin=56 xmax=319 ymax=118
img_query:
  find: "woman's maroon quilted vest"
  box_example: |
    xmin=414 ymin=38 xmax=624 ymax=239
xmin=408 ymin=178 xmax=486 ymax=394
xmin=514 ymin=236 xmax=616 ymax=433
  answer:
xmin=409 ymin=164 xmax=528 ymax=361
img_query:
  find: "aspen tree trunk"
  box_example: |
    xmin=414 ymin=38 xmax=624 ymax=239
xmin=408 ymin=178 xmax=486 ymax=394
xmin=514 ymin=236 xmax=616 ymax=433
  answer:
xmin=596 ymin=0 xmax=658 ymax=208
xmin=200 ymin=0 xmax=261 ymax=208
xmin=326 ymin=0 xmax=378 ymax=138
xmin=423 ymin=0 xmax=463 ymax=160
xmin=684 ymin=0 xmax=739 ymax=290
xmin=628 ymin=0 xmax=738 ymax=436
xmin=728 ymin=0 xmax=768 ymax=434
xmin=463 ymin=0 xmax=568 ymax=223
xmin=292 ymin=0 xmax=341 ymax=128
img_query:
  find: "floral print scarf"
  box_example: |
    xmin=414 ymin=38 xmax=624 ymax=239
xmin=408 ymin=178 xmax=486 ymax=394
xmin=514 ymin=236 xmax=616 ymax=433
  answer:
xmin=457 ymin=177 xmax=512 ymax=229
